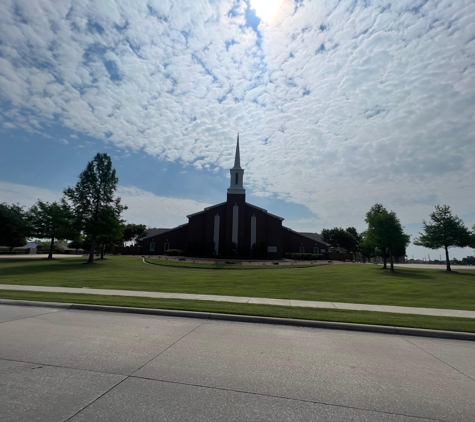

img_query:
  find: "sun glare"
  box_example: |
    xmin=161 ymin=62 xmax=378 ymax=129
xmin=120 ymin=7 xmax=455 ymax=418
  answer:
xmin=250 ymin=0 xmax=283 ymax=23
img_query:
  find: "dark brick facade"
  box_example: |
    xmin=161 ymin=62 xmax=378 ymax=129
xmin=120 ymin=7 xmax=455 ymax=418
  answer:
xmin=140 ymin=192 xmax=329 ymax=259
xmin=140 ymin=137 xmax=330 ymax=259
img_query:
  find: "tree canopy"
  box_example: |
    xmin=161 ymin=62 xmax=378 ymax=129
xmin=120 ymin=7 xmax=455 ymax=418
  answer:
xmin=414 ymin=205 xmax=471 ymax=271
xmin=28 ymin=201 xmax=77 ymax=259
xmin=321 ymin=227 xmax=360 ymax=254
xmin=0 ymin=203 xmax=30 ymax=252
xmin=364 ymin=204 xmax=410 ymax=272
xmin=122 ymin=223 xmax=148 ymax=246
xmin=95 ymin=206 xmax=125 ymax=259
xmin=63 ymin=153 xmax=127 ymax=264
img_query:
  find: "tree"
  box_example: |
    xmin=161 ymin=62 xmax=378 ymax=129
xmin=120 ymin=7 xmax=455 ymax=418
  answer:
xmin=63 ymin=153 xmax=127 ymax=264
xmin=96 ymin=206 xmax=125 ymax=259
xmin=68 ymin=235 xmax=85 ymax=254
xmin=345 ymin=227 xmax=362 ymax=253
xmin=28 ymin=201 xmax=77 ymax=259
xmin=414 ymin=205 xmax=471 ymax=272
xmin=365 ymin=204 xmax=410 ymax=272
xmin=0 ymin=203 xmax=30 ymax=252
xmin=321 ymin=227 xmax=358 ymax=254
xmin=122 ymin=223 xmax=148 ymax=246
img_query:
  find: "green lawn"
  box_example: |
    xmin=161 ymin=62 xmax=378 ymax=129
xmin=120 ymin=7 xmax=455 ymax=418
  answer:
xmin=1 ymin=290 xmax=474 ymax=333
xmin=1 ymin=256 xmax=474 ymax=310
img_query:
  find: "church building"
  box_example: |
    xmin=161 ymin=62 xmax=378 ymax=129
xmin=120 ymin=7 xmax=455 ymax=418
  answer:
xmin=141 ymin=136 xmax=329 ymax=259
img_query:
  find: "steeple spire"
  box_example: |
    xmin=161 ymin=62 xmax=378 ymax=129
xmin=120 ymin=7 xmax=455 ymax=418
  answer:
xmin=233 ymin=133 xmax=241 ymax=169
xmin=227 ymin=133 xmax=245 ymax=195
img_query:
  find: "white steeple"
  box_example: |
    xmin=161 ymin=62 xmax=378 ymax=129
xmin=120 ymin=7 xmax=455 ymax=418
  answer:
xmin=227 ymin=133 xmax=245 ymax=195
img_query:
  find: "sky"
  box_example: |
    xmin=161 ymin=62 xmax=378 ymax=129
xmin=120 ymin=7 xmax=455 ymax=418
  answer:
xmin=0 ymin=0 xmax=474 ymax=260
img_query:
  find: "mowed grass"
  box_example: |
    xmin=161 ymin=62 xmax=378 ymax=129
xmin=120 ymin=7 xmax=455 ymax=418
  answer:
xmin=1 ymin=290 xmax=475 ymax=333
xmin=1 ymin=256 xmax=475 ymax=310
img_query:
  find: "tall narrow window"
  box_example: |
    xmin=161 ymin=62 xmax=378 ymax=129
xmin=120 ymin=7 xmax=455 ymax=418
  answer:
xmin=150 ymin=242 xmax=155 ymax=252
xmin=299 ymin=245 xmax=305 ymax=253
xmin=235 ymin=173 xmax=238 ymax=185
xmin=164 ymin=243 xmax=169 ymax=252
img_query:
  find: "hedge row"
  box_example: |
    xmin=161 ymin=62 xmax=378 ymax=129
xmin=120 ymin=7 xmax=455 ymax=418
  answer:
xmin=165 ymin=249 xmax=184 ymax=256
xmin=285 ymin=253 xmax=324 ymax=260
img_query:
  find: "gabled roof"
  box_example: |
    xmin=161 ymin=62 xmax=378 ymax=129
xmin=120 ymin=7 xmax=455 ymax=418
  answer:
xmin=186 ymin=202 xmax=226 ymax=219
xmin=283 ymin=227 xmax=330 ymax=246
xmin=246 ymin=202 xmax=285 ymax=221
xmin=298 ymin=232 xmax=328 ymax=244
xmin=140 ymin=227 xmax=183 ymax=241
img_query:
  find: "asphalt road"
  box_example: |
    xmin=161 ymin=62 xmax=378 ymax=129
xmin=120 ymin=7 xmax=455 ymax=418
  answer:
xmin=1 ymin=304 xmax=474 ymax=422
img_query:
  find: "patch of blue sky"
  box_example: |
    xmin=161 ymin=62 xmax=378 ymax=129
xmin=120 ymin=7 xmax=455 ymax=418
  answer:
xmin=104 ymin=60 xmax=122 ymax=82
xmin=225 ymin=39 xmax=238 ymax=51
xmin=247 ymin=193 xmax=317 ymax=223
xmin=243 ymin=1 xmax=262 ymax=44
xmin=0 ymin=127 xmax=102 ymax=192
xmin=87 ymin=21 xmax=105 ymax=35
xmin=0 ymin=126 xmax=228 ymax=204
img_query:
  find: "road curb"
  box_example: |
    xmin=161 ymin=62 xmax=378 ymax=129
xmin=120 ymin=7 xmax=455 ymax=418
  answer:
xmin=2 ymin=299 xmax=475 ymax=341
xmin=0 ymin=299 xmax=73 ymax=309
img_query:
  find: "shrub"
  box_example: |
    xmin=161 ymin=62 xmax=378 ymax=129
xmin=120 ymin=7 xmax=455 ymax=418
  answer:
xmin=166 ymin=249 xmax=184 ymax=256
xmin=290 ymin=253 xmax=323 ymax=261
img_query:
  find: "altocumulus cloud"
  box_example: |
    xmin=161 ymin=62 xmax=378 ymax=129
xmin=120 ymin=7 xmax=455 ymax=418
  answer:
xmin=0 ymin=0 xmax=474 ymax=228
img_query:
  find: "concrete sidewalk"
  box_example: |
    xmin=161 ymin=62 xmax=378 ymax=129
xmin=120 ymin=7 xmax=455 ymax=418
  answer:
xmin=1 ymin=284 xmax=474 ymax=319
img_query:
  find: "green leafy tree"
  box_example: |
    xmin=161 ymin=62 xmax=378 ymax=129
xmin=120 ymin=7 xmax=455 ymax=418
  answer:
xmin=122 ymin=223 xmax=148 ymax=246
xmin=360 ymin=232 xmax=377 ymax=262
xmin=63 ymin=153 xmax=127 ymax=264
xmin=321 ymin=227 xmax=358 ymax=254
xmin=345 ymin=227 xmax=362 ymax=253
xmin=28 ymin=201 xmax=77 ymax=259
xmin=96 ymin=206 xmax=125 ymax=259
xmin=461 ymin=256 xmax=475 ymax=265
xmin=0 ymin=203 xmax=30 ymax=252
xmin=365 ymin=204 xmax=410 ymax=272
xmin=68 ymin=235 xmax=85 ymax=254
xmin=414 ymin=205 xmax=471 ymax=272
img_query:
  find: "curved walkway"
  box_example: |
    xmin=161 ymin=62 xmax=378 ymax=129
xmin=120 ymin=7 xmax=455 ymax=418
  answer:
xmin=1 ymin=284 xmax=474 ymax=319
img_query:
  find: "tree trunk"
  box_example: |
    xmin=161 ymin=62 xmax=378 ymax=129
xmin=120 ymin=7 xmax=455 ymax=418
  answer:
xmin=87 ymin=239 xmax=95 ymax=264
xmin=389 ymin=248 xmax=394 ymax=272
xmin=48 ymin=237 xmax=54 ymax=259
xmin=445 ymin=246 xmax=451 ymax=272
xmin=382 ymin=249 xmax=387 ymax=269
xmin=100 ymin=244 xmax=105 ymax=259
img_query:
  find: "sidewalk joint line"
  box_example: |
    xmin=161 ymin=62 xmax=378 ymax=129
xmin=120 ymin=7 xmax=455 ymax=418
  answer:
xmin=401 ymin=337 xmax=475 ymax=383
xmin=128 ymin=375 xmax=449 ymax=422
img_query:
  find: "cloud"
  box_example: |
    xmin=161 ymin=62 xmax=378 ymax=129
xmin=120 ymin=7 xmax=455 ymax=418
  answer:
xmin=0 ymin=0 xmax=474 ymax=231
xmin=0 ymin=181 xmax=211 ymax=229
xmin=117 ymin=186 xmax=211 ymax=228
xmin=60 ymin=138 xmax=69 ymax=145
xmin=0 ymin=181 xmax=61 ymax=206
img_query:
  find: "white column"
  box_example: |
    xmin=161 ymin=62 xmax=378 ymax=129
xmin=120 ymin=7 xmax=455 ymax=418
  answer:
xmin=232 ymin=204 xmax=239 ymax=246
xmin=251 ymin=215 xmax=256 ymax=247
xmin=213 ymin=214 xmax=220 ymax=255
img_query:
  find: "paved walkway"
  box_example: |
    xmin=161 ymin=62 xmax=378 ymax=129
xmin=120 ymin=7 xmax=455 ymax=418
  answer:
xmin=1 ymin=284 xmax=474 ymax=319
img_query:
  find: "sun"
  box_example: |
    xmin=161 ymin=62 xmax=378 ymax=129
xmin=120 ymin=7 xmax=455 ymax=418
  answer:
xmin=249 ymin=0 xmax=283 ymax=23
